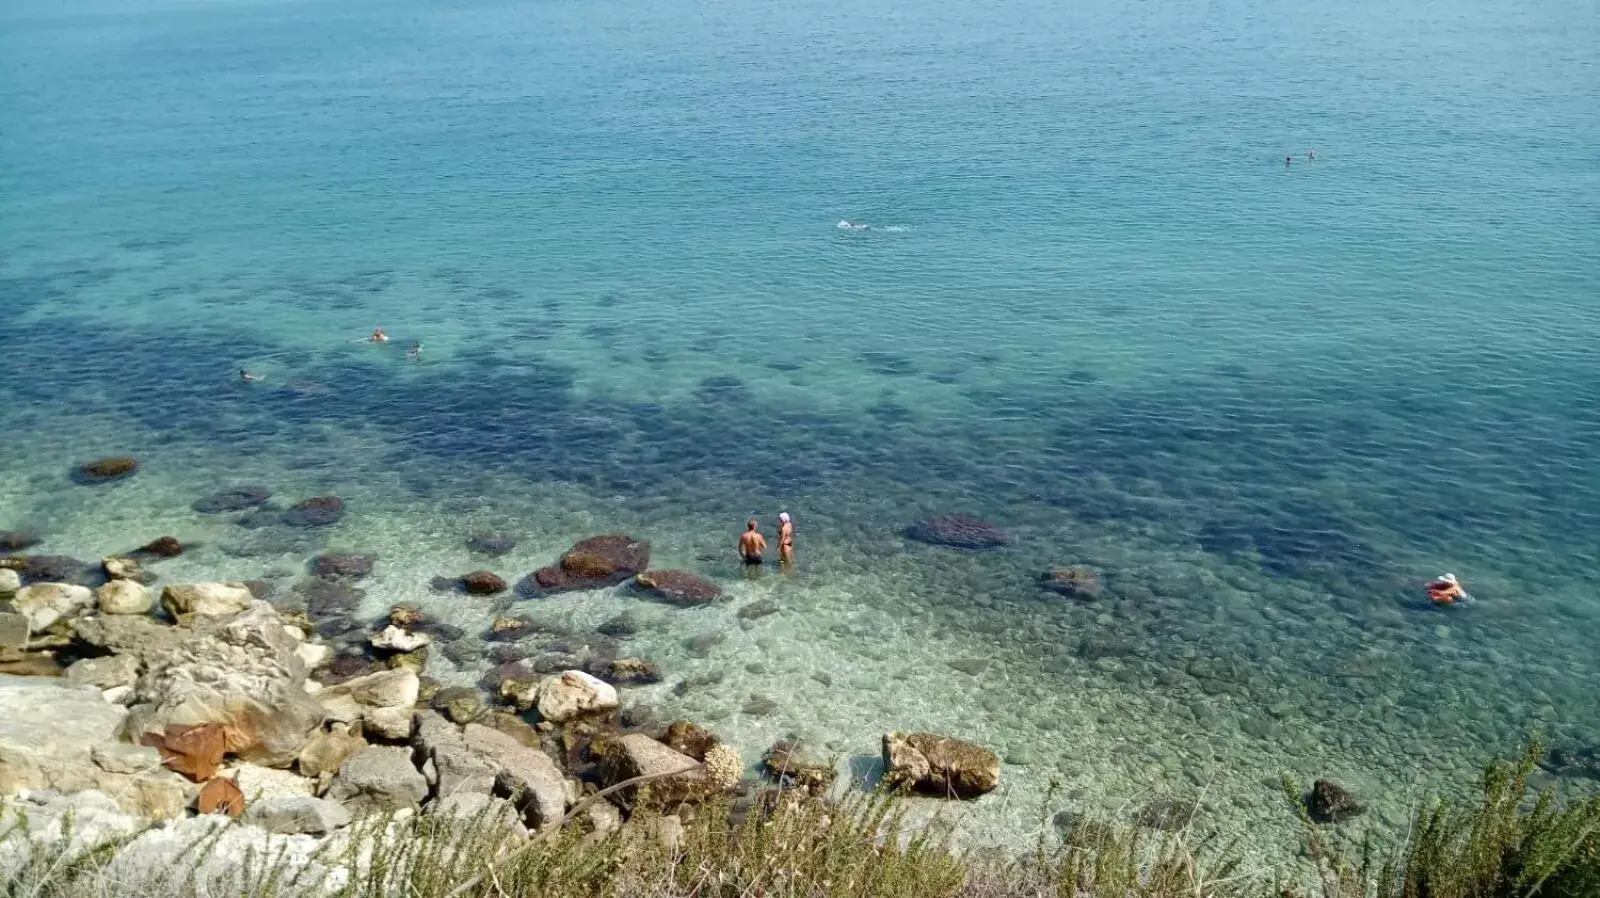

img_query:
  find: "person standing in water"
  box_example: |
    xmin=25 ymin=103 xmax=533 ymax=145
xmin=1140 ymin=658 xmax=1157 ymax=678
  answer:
xmin=738 ymin=520 xmax=767 ymax=567
xmin=777 ymin=512 xmax=795 ymax=567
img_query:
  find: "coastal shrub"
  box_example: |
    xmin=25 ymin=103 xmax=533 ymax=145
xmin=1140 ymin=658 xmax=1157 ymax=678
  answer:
xmin=3 ymin=743 xmax=1597 ymax=898
xmin=1289 ymin=739 xmax=1600 ymax=898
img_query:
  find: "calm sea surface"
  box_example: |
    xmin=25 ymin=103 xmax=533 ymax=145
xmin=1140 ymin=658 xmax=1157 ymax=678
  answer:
xmin=3 ymin=0 xmax=1597 ymax=850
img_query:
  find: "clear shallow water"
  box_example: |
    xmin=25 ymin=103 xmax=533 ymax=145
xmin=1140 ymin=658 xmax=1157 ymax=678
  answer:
xmin=3 ymin=0 xmax=1598 ymax=853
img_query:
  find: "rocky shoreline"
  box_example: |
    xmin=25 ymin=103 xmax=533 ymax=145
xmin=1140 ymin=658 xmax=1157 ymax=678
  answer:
xmin=0 ymin=515 xmax=1004 ymax=884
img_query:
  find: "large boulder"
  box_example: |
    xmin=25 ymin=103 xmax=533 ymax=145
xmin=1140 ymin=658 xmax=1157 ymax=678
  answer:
xmin=71 ymin=615 xmax=186 ymax=664
xmin=314 ymin=669 xmax=419 ymax=741
xmin=10 ymin=583 xmax=94 ymax=631
xmin=905 ymin=516 xmax=1009 ymax=549
xmin=531 ymin=534 xmax=650 ymax=592
xmin=0 ymin=675 xmax=193 ymax=818
xmin=326 ymin=745 xmax=427 ymax=814
xmin=0 ymin=568 xmax=21 ymax=597
xmin=120 ymin=602 xmax=326 ymax=768
xmin=882 ymin=732 xmax=1000 ymax=798
xmin=242 ymin=795 xmax=351 ymax=835
xmin=98 ymin=579 xmax=153 ymax=615
xmin=463 ymin=723 xmax=567 ymax=831
xmin=633 ymin=570 xmax=723 ymax=606
xmin=596 ymin=733 xmax=739 ymax=806
xmin=160 ymin=582 xmax=254 ymax=621
xmin=534 ymin=670 xmax=618 ymax=723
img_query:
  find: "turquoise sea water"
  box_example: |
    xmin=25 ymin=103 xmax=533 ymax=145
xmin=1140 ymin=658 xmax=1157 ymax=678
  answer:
xmin=3 ymin=0 xmax=1598 ymax=851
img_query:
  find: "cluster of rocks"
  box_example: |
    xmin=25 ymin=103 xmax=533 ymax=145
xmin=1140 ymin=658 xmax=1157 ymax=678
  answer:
xmin=2 ymin=521 xmax=1010 ymax=885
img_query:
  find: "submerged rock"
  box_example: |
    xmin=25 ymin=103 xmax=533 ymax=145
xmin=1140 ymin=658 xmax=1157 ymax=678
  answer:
xmin=193 ymin=486 xmax=273 ymax=514
xmin=73 ymin=456 xmax=139 ymax=484
xmin=1042 ymin=566 xmax=1102 ymax=600
xmin=602 ymin=657 xmax=662 ymax=685
xmin=905 ymin=515 xmax=1009 ymax=549
xmin=0 ymin=531 xmax=42 ymax=553
xmin=1135 ymin=797 xmax=1200 ymax=831
xmin=882 ymin=732 xmax=1000 ymax=798
xmin=467 ymin=533 xmax=518 ymax=556
xmin=634 ymin=570 xmax=723 ymax=606
xmin=1309 ymin=779 xmax=1364 ymax=823
xmin=12 ymin=555 xmax=103 ymax=588
xmin=281 ymin=496 xmax=345 ymax=527
xmin=597 ymin=613 xmax=641 ymax=637
xmin=311 ymin=554 xmax=375 ymax=581
xmin=531 ymin=534 xmax=650 ymax=593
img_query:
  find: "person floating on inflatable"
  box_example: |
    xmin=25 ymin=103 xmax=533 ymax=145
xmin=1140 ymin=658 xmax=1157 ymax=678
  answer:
xmin=1426 ymin=572 xmax=1473 ymax=607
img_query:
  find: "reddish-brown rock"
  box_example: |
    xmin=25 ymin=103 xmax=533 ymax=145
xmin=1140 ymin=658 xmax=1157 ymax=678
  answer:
xmin=74 ymin=456 xmax=139 ymax=484
xmin=531 ymin=534 xmax=650 ymax=592
xmin=197 ymin=777 xmax=246 ymax=818
xmin=142 ymin=723 xmax=228 ymax=782
xmin=634 ymin=570 xmax=722 ymax=606
xmin=137 ymin=536 xmax=185 ymax=558
xmin=461 ymin=570 xmax=507 ymax=595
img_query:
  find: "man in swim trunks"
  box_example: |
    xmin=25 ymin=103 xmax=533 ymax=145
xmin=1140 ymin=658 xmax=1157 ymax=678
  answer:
xmin=738 ymin=520 xmax=767 ymax=566
xmin=777 ymin=512 xmax=795 ymax=566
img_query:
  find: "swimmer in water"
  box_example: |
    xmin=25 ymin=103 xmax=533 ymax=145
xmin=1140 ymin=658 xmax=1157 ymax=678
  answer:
xmin=837 ymin=220 xmax=871 ymax=232
xmin=406 ymin=341 xmax=422 ymax=361
xmin=1285 ymin=155 xmax=1293 ymax=166
xmin=738 ymin=519 xmax=767 ymax=567
xmin=1308 ymin=149 xmax=1317 ymax=161
xmin=239 ymin=369 xmax=265 ymax=383
xmin=369 ymin=328 xmax=389 ymax=344
xmin=778 ymin=511 xmax=795 ymax=567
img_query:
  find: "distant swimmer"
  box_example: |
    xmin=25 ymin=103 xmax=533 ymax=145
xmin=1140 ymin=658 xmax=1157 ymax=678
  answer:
xmin=778 ymin=511 xmax=795 ymax=566
xmin=406 ymin=341 xmax=423 ymax=361
xmin=369 ymin=328 xmax=389 ymax=344
xmin=239 ymin=369 xmax=265 ymax=383
xmin=738 ymin=519 xmax=767 ymax=567
xmin=1285 ymin=155 xmax=1293 ymax=167
xmin=1308 ymin=149 xmax=1317 ymax=161
xmin=837 ymin=220 xmax=871 ymax=231
xmin=1425 ymin=572 xmax=1474 ymax=607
